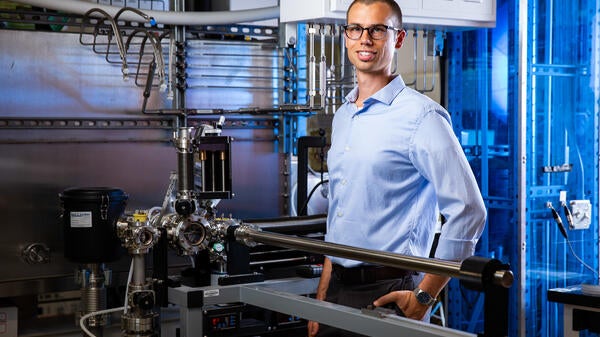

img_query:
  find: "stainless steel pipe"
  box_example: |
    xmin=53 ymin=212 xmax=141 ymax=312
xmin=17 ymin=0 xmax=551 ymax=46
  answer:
xmin=235 ymin=225 xmax=513 ymax=288
xmin=243 ymin=214 xmax=326 ymax=234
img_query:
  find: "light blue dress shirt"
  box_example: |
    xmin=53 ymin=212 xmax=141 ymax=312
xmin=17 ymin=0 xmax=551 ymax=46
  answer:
xmin=325 ymin=75 xmax=486 ymax=267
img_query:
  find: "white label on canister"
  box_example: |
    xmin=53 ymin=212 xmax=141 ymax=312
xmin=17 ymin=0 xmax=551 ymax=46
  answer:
xmin=203 ymin=289 xmax=220 ymax=297
xmin=70 ymin=211 xmax=93 ymax=228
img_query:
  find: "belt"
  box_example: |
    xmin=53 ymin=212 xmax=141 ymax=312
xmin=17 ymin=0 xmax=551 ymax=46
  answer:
xmin=332 ymin=264 xmax=415 ymax=285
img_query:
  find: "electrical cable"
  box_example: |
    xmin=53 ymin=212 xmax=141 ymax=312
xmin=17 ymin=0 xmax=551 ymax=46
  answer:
xmin=123 ymin=257 xmax=134 ymax=314
xmin=548 ymin=202 xmax=598 ymax=280
xmin=141 ymin=58 xmax=156 ymax=112
xmin=565 ymin=238 xmax=598 ymax=280
xmin=80 ymin=306 xmax=126 ymax=337
xmin=565 ymin=128 xmax=586 ymax=199
xmin=562 ymin=201 xmax=574 ymax=230
xmin=298 ymin=179 xmax=329 ymax=216
xmin=562 ymin=202 xmax=598 ymax=280
xmin=297 ymin=131 xmax=328 ymax=216
xmin=548 ymin=203 xmax=568 ymax=240
xmin=575 ymin=144 xmax=585 ymax=199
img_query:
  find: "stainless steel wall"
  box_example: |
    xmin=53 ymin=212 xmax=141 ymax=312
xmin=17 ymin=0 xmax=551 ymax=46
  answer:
xmin=0 ymin=29 xmax=285 ymax=296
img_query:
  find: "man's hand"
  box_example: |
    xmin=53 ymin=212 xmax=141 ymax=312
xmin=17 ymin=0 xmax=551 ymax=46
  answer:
xmin=374 ymin=273 xmax=449 ymax=320
xmin=308 ymin=320 xmax=320 ymax=337
xmin=372 ymin=290 xmax=429 ymax=320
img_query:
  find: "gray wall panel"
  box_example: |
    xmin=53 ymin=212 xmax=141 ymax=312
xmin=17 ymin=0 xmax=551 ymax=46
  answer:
xmin=0 ymin=29 xmax=284 ymax=291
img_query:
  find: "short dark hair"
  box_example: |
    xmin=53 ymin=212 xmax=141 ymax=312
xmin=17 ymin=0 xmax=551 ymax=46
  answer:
xmin=347 ymin=0 xmax=403 ymax=28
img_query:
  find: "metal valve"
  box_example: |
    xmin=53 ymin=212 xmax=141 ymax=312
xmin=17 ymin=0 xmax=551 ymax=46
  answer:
xmin=155 ymin=213 xmax=209 ymax=256
xmin=22 ymin=243 xmax=51 ymax=264
xmin=117 ymin=211 xmax=161 ymax=254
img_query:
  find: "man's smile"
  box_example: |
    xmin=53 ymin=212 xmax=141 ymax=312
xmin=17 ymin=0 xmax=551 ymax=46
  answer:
xmin=357 ymin=50 xmax=377 ymax=61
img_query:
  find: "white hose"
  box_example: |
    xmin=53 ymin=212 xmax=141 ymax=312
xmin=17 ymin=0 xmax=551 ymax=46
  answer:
xmin=11 ymin=0 xmax=280 ymax=25
xmin=123 ymin=257 xmax=134 ymax=314
xmin=80 ymin=306 xmax=126 ymax=337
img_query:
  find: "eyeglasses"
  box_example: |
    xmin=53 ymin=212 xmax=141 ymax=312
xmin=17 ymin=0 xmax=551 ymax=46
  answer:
xmin=342 ymin=24 xmax=401 ymax=40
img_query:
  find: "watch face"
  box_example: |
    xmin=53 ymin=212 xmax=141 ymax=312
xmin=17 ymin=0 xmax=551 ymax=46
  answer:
xmin=416 ymin=289 xmax=433 ymax=305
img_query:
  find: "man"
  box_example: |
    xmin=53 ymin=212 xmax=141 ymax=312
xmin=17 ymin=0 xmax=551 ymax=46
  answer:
xmin=307 ymin=0 xmax=487 ymax=336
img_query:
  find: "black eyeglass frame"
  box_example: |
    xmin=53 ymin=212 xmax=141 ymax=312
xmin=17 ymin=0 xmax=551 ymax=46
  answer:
xmin=342 ymin=24 xmax=402 ymax=40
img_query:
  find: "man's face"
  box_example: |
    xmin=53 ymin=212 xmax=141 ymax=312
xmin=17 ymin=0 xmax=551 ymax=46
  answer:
xmin=345 ymin=2 xmax=405 ymax=76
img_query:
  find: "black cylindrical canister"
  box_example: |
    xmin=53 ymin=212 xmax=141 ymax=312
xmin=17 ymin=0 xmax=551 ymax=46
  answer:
xmin=60 ymin=187 xmax=128 ymax=263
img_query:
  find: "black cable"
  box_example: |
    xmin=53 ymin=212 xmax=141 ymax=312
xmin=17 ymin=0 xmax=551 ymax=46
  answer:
xmin=298 ymin=179 xmax=329 ymax=216
xmin=298 ymin=128 xmax=328 ymax=216
xmin=548 ymin=203 xmax=568 ymax=239
xmin=142 ymin=59 xmax=156 ymax=113
xmin=548 ymin=202 xmax=598 ymax=279
xmin=562 ymin=201 xmax=574 ymax=230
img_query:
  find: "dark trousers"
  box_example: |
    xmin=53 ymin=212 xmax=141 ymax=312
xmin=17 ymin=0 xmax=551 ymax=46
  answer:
xmin=315 ymin=267 xmax=416 ymax=337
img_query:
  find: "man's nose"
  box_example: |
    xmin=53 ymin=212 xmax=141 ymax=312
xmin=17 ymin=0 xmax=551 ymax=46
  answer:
xmin=360 ymin=32 xmax=373 ymax=44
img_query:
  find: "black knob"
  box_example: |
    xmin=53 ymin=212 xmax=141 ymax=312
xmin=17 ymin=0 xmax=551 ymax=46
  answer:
xmin=133 ymin=292 xmax=155 ymax=311
xmin=175 ymin=199 xmax=195 ymax=216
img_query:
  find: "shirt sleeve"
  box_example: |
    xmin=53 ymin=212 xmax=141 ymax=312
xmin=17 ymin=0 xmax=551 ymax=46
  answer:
xmin=409 ymin=108 xmax=487 ymax=261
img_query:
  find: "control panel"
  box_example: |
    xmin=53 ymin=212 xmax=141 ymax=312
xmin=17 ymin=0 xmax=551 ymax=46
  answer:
xmin=203 ymin=303 xmax=305 ymax=336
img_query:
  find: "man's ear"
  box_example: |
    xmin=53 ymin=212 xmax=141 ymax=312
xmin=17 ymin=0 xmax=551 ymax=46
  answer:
xmin=395 ymin=29 xmax=406 ymax=49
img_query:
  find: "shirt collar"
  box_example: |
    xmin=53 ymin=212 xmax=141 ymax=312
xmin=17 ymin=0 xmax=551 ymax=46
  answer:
xmin=344 ymin=75 xmax=407 ymax=107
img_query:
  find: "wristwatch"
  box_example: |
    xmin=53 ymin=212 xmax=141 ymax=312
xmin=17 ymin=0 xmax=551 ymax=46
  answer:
xmin=413 ymin=287 xmax=436 ymax=306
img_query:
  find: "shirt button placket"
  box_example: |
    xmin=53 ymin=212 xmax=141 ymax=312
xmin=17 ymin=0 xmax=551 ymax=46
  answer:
xmin=338 ymin=139 xmax=350 ymax=219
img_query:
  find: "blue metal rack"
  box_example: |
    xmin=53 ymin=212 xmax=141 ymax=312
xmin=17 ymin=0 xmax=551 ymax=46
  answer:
xmin=445 ymin=0 xmax=600 ymax=336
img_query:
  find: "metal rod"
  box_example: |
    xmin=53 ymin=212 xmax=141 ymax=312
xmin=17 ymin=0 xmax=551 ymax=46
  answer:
xmin=250 ymin=248 xmax=296 ymax=255
xmin=237 ymin=226 xmax=459 ymax=275
xmin=132 ymin=255 xmax=146 ymax=286
xmin=406 ymin=29 xmax=417 ymax=86
xmin=517 ymin=0 xmax=529 ymax=334
xmin=308 ymin=24 xmax=317 ymax=108
xmin=421 ymin=30 xmax=426 ymax=90
xmin=220 ymin=151 xmax=226 ymax=192
xmin=235 ymin=225 xmax=512 ymax=288
xmin=249 ymin=256 xmax=308 ymax=266
xmin=210 ymin=151 xmax=216 ymax=192
xmin=319 ymin=25 xmax=327 ymax=108
xmin=243 ymin=214 xmax=326 ymax=234
xmin=199 ymin=150 xmax=206 ymax=192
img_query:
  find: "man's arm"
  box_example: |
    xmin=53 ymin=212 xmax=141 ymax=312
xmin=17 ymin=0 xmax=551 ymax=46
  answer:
xmin=373 ymin=273 xmax=449 ymax=320
xmin=314 ymin=257 xmax=332 ymax=300
xmin=308 ymin=257 xmax=333 ymax=337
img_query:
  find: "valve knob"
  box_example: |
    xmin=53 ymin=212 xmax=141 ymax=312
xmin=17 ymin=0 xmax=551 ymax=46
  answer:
xmin=175 ymin=199 xmax=196 ymax=216
xmin=22 ymin=243 xmax=51 ymax=264
xmin=133 ymin=292 xmax=155 ymax=311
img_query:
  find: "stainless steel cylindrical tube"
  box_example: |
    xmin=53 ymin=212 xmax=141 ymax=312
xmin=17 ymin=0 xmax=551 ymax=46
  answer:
xmin=243 ymin=214 xmax=326 ymax=234
xmin=234 ymin=225 xmax=513 ymax=288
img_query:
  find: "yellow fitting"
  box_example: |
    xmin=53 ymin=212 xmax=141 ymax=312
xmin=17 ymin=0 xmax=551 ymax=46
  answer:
xmin=133 ymin=211 xmax=148 ymax=222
